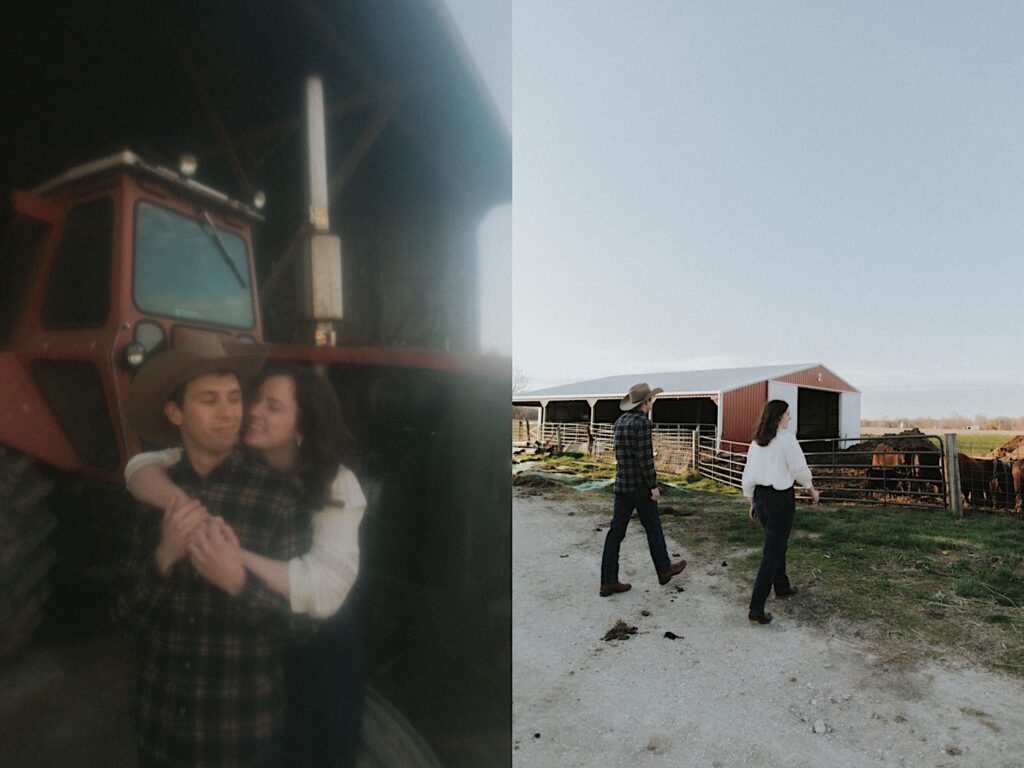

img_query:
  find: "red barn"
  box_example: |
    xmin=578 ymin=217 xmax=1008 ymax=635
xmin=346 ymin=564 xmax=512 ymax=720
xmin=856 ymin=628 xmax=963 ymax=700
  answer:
xmin=514 ymin=363 xmax=860 ymax=449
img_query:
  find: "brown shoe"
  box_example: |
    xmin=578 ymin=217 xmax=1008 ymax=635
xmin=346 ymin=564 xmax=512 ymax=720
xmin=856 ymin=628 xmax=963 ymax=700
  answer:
xmin=748 ymin=611 xmax=773 ymax=625
xmin=658 ymin=560 xmax=687 ymax=585
xmin=599 ymin=582 xmax=632 ymax=597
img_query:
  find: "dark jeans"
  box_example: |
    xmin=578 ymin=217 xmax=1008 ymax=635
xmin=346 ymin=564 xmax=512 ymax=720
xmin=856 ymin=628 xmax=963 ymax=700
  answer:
xmin=601 ymin=489 xmax=671 ymax=584
xmin=749 ymin=485 xmax=795 ymax=614
xmin=283 ymin=607 xmax=366 ymax=768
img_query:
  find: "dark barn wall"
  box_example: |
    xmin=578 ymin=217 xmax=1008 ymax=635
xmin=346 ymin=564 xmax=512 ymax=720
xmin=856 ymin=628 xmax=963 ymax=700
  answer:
xmin=796 ymin=388 xmax=841 ymax=440
xmin=652 ymin=396 xmax=718 ymax=427
xmin=594 ymin=399 xmax=622 ymax=423
xmin=545 ymin=400 xmax=591 ymax=423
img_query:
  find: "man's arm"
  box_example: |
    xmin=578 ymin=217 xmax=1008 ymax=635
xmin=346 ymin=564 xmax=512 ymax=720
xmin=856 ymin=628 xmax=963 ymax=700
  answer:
xmin=639 ymin=416 xmax=659 ymax=497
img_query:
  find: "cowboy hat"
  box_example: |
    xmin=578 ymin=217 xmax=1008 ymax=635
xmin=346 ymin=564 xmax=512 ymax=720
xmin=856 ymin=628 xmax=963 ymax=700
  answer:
xmin=126 ymin=332 xmax=267 ymax=446
xmin=620 ymin=382 xmax=663 ymax=411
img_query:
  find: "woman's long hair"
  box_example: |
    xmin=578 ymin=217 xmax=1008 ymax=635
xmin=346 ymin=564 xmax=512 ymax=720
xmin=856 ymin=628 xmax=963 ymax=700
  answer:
xmin=752 ymin=399 xmax=790 ymax=447
xmin=247 ymin=363 xmax=357 ymax=510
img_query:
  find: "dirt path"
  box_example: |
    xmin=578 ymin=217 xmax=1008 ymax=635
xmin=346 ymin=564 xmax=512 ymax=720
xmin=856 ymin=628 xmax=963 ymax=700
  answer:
xmin=512 ymin=488 xmax=1024 ymax=768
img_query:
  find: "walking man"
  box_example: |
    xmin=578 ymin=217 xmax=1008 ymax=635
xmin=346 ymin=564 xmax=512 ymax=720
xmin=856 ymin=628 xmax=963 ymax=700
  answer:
xmin=600 ymin=382 xmax=687 ymax=596
xmin=113 ymin=333 xmax=311 ymax=767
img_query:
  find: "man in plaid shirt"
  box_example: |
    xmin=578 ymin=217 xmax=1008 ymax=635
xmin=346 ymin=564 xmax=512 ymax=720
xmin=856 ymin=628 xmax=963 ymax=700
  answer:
xmin=600 ymin=382 xmax=687 ymax=596
xmin=113 ymin=334 xmax=312 ymax=767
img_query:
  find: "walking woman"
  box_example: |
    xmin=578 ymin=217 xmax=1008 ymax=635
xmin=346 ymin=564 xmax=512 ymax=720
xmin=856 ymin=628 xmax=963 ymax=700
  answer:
xmin=740 ymin=399 xmax=819 ymax=625
xmin=125 ymin=362 xmax=366 ymax=767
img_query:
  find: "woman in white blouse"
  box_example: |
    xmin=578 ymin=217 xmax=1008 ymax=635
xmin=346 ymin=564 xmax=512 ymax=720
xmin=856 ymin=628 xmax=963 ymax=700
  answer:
xmin=740 ymin=400 xmax=819 ymax=625
xmin=125 ymin=363 xmax=365 ymax=768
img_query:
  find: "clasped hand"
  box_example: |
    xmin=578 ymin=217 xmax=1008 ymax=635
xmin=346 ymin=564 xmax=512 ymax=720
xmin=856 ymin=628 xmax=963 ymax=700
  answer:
xmin=157 ymin=495 xmax=246 ymax=596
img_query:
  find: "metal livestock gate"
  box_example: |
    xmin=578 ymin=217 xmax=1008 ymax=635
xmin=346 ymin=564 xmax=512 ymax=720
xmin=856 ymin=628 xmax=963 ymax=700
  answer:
xmin=524 ymin=424 xmax=1021 ymax=517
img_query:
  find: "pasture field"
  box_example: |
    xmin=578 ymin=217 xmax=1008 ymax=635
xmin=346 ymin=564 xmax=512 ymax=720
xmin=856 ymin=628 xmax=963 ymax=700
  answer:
xmin=949 ymin=431 xmax=1020 ymax=456
xmin=516 ymin=455 xmax=1024 ymax=675
xmin=861 ymin=427 xmax=1020 ymax=457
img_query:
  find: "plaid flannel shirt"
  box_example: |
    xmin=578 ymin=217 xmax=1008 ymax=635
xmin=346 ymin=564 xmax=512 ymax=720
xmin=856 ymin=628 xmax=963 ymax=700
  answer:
xmin=613 ymin=409 xmax=658 ymax=493
xmin=112 ymin=449 xmax=312 ymax=768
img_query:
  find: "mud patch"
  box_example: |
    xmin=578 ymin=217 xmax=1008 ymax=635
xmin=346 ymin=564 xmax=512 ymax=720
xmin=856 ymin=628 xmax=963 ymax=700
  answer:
xmin=660 ymin=506 xmax=693 ymax=517
xmin=602 ymin=621 xmax=638 ymax=641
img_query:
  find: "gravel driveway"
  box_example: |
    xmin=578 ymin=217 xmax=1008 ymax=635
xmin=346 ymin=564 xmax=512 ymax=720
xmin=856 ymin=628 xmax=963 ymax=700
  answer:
xmin=513 ymin=488 xmax=1024 ymax=768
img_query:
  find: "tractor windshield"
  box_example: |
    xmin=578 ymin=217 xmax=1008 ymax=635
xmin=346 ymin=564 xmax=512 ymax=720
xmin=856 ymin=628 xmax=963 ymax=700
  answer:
xmin=133 ymin=201 xmax=255 ymax=328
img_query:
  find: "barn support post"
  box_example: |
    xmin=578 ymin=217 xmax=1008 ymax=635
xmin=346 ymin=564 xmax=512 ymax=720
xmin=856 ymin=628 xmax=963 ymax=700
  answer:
xmin=586 ymin=397 xmax=597 ymax=455
xmin=943 ymin=433 xmax=963 ymax=519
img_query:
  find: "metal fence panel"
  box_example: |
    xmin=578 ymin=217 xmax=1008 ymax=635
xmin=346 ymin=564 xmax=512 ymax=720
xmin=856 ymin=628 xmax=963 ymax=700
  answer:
xmin=533 ymin=422 xmax=705 ymax=472
xmin=697 ymin=433 xmax=949 ymax=509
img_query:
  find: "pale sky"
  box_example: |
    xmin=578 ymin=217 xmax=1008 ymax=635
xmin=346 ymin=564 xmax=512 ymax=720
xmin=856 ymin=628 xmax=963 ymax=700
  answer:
xmin=453 ymin=2 xmax=1024 ymax=420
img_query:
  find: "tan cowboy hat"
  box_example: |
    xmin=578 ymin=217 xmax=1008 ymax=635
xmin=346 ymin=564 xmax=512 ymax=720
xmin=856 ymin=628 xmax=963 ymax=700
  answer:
xmin=126 ymin=332 xmax=267 ymax=446
xmin=620 ymin=382 xmax=663 ymax=411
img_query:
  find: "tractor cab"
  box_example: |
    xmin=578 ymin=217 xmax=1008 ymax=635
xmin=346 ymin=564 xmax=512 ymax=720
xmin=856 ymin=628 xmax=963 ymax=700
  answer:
xmin=1 ymin=151 xmax=264 ymax=482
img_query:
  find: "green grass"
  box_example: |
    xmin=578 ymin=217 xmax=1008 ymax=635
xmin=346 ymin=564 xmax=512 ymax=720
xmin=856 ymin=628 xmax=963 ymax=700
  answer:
xmin=661 ymin=491 xmax=1024 ymax=673
xmin=523 ymin=454 xmax=614 ymax=477
xmin=954 ymin=432 xmax=1020 ymax=456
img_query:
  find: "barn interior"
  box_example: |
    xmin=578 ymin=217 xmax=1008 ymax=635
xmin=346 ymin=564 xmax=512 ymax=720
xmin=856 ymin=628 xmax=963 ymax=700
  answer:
xmin=1 ymin=3 xmax=511 ymax=765
xmin=524 ymin=395 xmax=719 ymax=431
xmin=650 ymin=395 xmax=718 ymax=431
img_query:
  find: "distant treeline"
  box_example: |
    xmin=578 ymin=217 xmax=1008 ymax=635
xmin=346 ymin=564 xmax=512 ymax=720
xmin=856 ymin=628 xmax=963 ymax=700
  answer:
xmin=862 ymin=415 xmax=1024 ymax=431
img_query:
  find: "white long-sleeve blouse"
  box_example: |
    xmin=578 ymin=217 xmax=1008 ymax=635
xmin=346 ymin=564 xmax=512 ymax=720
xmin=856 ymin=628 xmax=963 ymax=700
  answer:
xmin=740 ymin=430 xmax=814 ymax=499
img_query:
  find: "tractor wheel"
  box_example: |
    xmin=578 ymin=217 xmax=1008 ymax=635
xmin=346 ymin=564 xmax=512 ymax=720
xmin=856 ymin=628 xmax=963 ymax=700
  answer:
xmin=356 ymin=685 xmax=445 ymax=768
xmin=0 ymin=446 xmax=56 ymax=663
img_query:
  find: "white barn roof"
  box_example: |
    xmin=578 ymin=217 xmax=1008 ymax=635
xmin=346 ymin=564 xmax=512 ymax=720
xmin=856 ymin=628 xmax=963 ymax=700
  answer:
xmin=516 ymin=363 xmax=834 ymax=400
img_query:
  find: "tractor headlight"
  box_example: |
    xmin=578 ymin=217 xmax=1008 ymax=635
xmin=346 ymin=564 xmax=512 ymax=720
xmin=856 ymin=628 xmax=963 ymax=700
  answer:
xmin=179 ymin=153 xmax=198 ymax=178
xmin=124 ymin=341 xmax=147 ymax=367
xmin=124 ymin=321 xmax=167 ymax=369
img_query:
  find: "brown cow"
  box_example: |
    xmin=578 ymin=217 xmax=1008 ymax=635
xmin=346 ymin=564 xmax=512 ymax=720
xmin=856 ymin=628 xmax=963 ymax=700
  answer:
xmin=1014 ymin=460 xmax=1023 ymax=513
xmin=955 ymin=453 xmax=1022 ymax=509
xmin=957 ymin=453 xmax=993 ymax=507
xmin=869 ymin=443 xmax=906 ymax=496
xmin=908 ymin=450 xmax=944 ymax=495
xmin=991 ymin=457 xmax=1024 ymax=512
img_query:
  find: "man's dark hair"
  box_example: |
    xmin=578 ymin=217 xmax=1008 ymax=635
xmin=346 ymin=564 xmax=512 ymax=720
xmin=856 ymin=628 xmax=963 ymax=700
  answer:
xmin=752 ymin=399 xmax=790 ymax=447
xmin=168 ymin=369 xmax=242 ymax=408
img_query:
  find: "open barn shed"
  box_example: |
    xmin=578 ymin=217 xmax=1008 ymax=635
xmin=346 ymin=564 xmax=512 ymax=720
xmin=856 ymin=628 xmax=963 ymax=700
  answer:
xmin=515 ymin=363 xmax=860 ymax=448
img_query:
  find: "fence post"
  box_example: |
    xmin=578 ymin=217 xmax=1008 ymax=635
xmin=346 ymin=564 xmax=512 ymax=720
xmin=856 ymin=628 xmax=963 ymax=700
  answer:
xmin=943 ymin=433 xmax=962 ymax=520
xmin=556 ymin=424 xmax=563 ymax=453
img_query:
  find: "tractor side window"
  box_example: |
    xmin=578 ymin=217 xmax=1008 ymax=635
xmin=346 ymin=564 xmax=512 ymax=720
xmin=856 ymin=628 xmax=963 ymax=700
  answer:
xmin=133 ymin=201 xmax=255 ymax=329
xmin=0 ymin=215 xmax=50 ymax=343
xmin=42 ymin=198 xmax=113 ymax=329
